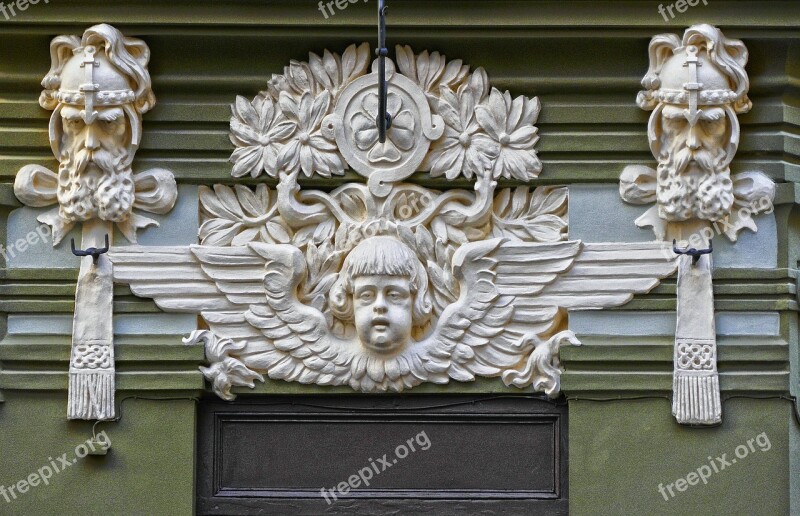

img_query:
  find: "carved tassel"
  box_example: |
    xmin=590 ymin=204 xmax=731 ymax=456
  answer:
xmin=68 ymin=370 xmax=115 ymax=420
xmin=672 ymin=254 xmax=721 ymax=425
xmin=68 ymin=224 xmax=115 ymax=420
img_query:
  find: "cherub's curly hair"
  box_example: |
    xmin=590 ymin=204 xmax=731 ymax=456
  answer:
xmin=329 ymin=236 xmax=432 ymax=326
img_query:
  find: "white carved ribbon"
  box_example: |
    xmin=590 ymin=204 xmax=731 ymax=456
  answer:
xmin=672 ymin=254 xmax=721 ymax=425
xmin=68 ymin=220 xmax=115 ymax=420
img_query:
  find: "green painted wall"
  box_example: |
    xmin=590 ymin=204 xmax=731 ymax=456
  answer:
xmin=0 ymin=393 xmax=196 ymax=515
xmin=570 ymin=398 xmax=795 ymax=515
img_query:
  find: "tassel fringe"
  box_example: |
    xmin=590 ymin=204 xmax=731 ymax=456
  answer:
xmin=68 ymin=371 xmax=115 ymax=420
xmin=672 ymin=372 xmax=721 ymax=425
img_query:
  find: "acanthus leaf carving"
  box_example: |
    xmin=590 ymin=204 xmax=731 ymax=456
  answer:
xmin=184 ymin=330 xmax=264 ymax=401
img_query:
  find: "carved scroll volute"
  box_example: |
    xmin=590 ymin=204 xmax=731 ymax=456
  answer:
xmin=326 ymin=59 xmax=444 ymax=197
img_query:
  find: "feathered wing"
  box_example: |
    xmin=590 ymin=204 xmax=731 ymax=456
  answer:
xmin=109 ymin=244 xmax=348 ymax=393
xmin=242 ymin=243 xmax=351 ymax=385
xmin=522 ymin=241 xmax=678 ymax=310
xmin=422 ymin=240 xmax=677 ymax=385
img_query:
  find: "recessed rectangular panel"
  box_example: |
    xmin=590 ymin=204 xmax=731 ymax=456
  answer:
xmin=219 ymin=416 xmax=556 ymax=493
xmin=198 ymin=396 xmax=568 ymax=515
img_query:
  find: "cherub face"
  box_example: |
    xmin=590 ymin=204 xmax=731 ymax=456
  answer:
xmin=353 ymin=274 xmax=413 ymax=353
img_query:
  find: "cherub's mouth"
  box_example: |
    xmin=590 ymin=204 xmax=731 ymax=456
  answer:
xmin=371 ymin=317 xmax=390 ymax=330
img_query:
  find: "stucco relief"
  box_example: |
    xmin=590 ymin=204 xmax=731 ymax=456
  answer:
xmin=619 ymin=24 xmax=774 ymax=242
xmin=620 ymin=24 xmax=769 ymax=426
xmin=14 ymin=24 xmax=177 ymax=245
xmin=109 ymin=44 xmax=678 ymax=399
xmin=12 ymin=24 xmax=178 ymax=420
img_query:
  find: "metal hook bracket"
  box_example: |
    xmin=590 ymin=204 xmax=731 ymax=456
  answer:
xmin=71 ymin=234 xmax=110 ymax=264
xmin=376 ymin=0 xmax=393 ymax=143
xmin=673 ymin=238 xmax=713 ymax=265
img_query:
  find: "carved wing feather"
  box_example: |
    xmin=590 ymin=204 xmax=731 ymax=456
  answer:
xmin=190 ymin=246 xmax=268 ymax=305
xmin=110 ymin=246 xmax=256 ymax=312
xmin=110 ymin=244 xmax=347 ymax=387
xmin=526 ymin=242 xmax=677 ymax=310
xmin=427 ymin=239 xmax=676 ymax=382
xmin=239 ymin=243 xmax=350 ymax=384
xmin=424 ymin=239 xmax=524 ymax=381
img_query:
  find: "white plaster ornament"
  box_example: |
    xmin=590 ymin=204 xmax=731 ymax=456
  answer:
xmin=110 ymin=43 xmax=678 ymax=399
xmin=619 ymin=24 xmax=775 ymax=243
xmin=673 ymin=253 xmax=721 ymax=425
xmin=620 ymin=25 xmax=769 ymax=425
xmin=13 ymin=25 xmax=178 ymax=420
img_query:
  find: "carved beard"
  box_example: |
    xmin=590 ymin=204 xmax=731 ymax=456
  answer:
xmin=57 ymin=144 xmax=134 ymax=223
xmin=656 ymin=141 xmax=733 ymax=222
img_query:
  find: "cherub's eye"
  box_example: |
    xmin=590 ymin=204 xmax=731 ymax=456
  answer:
xmin=388 ymin=290 xmax=408 ymax=302
xmin=358 ymin=291 xmax=375 ymax=302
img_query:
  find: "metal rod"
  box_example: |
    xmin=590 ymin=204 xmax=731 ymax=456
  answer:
xmin=672 ymin=238 xmax=713 ymax=265
xmin=376 ymin=0 xmax=392 ymax=143
xmin=71 ymin=233 xmax=110 ymax=264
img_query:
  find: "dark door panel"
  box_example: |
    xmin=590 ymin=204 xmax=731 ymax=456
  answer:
xmin=197 ymin=395 xmax=568 ymax=515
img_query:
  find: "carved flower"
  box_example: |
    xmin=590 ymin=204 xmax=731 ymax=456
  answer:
xmin=276 ymin=90 xmax=345 ymax=177
xmin=351 ymin=92 xmax=416 ymax=164
xmin=475 ymin=88 xmax=542 ymax=181
xmin=229 ymin=95 xmax=295 ymax=178
xmin=427 ymin=70 xmax=497 ymax=179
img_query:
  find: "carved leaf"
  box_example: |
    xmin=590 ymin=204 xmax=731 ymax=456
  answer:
xmin=415 ymin=226 xmax=435 ymax=262
xmin=492 ymin=186 xmax=568 ymax=242
xmin=396 ymin=45 xmax=470 ymax=94
xmin=199 ymin=184 xmax=276 ymax=246
xmin=266 ymin=221 xmax=292 ymax=244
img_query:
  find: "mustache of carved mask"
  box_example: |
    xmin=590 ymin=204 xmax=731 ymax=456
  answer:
xmin=65 ymin=145 xmax=128 ymax=178
xmin=669 ymin=146 xmax=722 ymax=176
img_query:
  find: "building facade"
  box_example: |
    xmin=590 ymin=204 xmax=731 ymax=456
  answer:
xmin=0 ymin=1 xmax=797 ymax=514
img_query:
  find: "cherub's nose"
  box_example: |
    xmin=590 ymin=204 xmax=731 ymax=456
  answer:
xmin=373 ymin=293 xmax=387 ymax=313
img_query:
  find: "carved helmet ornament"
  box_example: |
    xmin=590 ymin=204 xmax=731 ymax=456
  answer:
xmin=13 ymin=23 xmax=177 ymax=245
xmin=110 ymin=43 xmax=678 ymax=398
xmin=620 ymin=24 xmax=774 ymax=242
